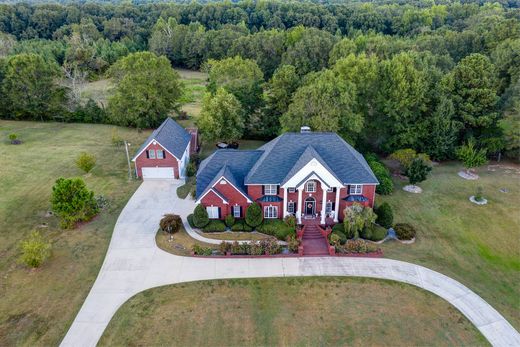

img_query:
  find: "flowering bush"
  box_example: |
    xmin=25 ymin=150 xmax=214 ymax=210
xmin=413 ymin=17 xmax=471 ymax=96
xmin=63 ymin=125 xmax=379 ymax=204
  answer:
xmin=336 ymin=239 xmax=378 ymax=254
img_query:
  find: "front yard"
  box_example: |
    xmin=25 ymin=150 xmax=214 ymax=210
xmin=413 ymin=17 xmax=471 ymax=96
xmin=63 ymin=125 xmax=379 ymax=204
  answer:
xmin=100 ymin=277 xmax=486 ymax=346
xmin=0 ymin=121 xmax=150 ymax=346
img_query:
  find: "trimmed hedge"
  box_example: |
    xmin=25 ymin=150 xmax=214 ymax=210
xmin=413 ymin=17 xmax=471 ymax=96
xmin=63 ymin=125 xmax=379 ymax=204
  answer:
xmin=187 ymin=214 xmax=195 ymax=228
xmin=231 ymin=220 xmax=253 ymax=232
xmin=256 ymin=219 xmax=295 ymax=240
xmin=375 ymin=202 xmax=393 ymax=228
xmin=202 ymin=220 xmax=226 ymax=232
xmin=331 ymin=229 xmax=347 ymax=245
xmin=193 ymin=204 xmax=209 ymax=228
xmin=394 ymin=223 xmax=416 ymax=240
xmin=360 ymin=223 xmax=387 ymax=241
xmin=225 ymin=214 xmax=235 ymax=227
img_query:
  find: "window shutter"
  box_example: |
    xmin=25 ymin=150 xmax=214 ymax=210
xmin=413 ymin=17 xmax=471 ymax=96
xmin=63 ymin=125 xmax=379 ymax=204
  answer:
xmin=240 ymin=206 xmax=243 ymax=218
xmin=261 ymin=185 xmax=265 ymax=195
xmin=218 ymin=207 xmax=221 ymax=219
xmin=276 ymin=185 xmax=280 ymax=195
xmin=146 ymin=150 xmax=149 ymax=159
xmin=332 ymin=202 xmax=335 ymax=210
xmin=162 ymin=150 xmax=166 ymax=159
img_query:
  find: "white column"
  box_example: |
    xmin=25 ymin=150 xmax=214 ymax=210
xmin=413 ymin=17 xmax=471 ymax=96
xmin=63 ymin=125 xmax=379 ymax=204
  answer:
xmin=297 ymin=187 xmax=303 ymax=224
xmin=334 ymin=187 xmax=340 ymax=222
xmin=320 ymin=187 xmax=327 ymax=225
xmin=283 ymin=187 xmax=288 ymax=217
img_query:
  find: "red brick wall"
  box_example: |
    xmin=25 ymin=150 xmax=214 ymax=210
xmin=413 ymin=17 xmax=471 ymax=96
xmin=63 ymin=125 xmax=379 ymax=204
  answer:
xmin=134 ymin=143 xmax=179 ymax=178
xmin=200 ymin=190 xmax=228 ymax=219
xmin=201 ymin=179 xmax=251 ymax=219
xmin=338 ymin=184 xmax=377 ymax=221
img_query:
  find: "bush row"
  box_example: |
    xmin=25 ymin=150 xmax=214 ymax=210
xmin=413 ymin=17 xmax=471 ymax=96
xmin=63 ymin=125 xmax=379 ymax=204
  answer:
xmin=219 ymin=239 xmax=282 ymax=256
xmin=335 ymin=239 xmax=379 ymax=254
xmin=331 ymin=222 xmax=387 ymax=243
xmin=394 ymin=223 xmax=416 ymax=240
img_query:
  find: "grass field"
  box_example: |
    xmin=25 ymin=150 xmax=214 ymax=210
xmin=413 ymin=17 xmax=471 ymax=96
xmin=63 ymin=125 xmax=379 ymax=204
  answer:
xmin=379 ymin=162 xmax=520 ymax=329
xmin=0 ymin=121 xmax=150 ymax=346
xmin=100 ymin=277 xmax=487 ymax=346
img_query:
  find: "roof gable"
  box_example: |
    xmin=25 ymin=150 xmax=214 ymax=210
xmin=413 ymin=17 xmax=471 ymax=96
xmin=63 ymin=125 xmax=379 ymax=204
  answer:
xmin=132 ymin=118 xmax=191 ymax=161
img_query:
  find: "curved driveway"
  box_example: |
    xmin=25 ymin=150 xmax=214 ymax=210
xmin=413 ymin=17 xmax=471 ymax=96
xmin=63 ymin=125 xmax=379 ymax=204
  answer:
xmin=60 ymin=181 xmax=520 ymax=347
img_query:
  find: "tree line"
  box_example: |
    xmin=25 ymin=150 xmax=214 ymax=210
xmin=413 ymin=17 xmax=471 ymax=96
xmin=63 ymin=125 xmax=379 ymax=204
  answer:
xmin=0 ymin=0 xmax=518 ymax=160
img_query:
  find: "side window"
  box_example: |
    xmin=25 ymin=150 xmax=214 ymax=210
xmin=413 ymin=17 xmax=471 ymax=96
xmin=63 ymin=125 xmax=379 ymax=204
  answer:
xmin=149 ymin=149 xmax=156 ymax=159
xmin=156 ymin=150 xmax=164 ymax=159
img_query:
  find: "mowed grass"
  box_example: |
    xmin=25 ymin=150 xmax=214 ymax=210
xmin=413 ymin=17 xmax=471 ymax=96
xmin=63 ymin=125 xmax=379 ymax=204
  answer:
xmin=379 ymin=162 xmax=520 ymax=329
xmin=176 ymin=68 xmax=207 ymax=127
xmin=100 ymin=277 xmax=487 ymax=346
xmin=0 ymin=120 xmax=150 ymax=346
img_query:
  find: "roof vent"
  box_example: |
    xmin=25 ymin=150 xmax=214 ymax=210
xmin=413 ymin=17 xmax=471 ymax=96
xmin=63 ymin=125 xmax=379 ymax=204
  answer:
xmin=300 ymin=126 xmax=311 ymax=133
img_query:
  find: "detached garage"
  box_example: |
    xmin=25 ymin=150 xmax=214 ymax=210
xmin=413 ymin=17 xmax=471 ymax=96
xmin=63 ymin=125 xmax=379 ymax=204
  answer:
xmin=132 ymin=118 xmax=195 ymax=180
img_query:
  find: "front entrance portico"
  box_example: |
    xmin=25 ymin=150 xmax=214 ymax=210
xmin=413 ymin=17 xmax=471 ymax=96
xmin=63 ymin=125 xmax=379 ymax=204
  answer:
xmin=304 ymin=197 xmax=316 ymax=216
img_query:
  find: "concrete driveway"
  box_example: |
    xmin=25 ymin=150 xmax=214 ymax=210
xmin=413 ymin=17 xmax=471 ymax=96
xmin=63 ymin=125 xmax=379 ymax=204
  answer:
xmin=60 ymin=180 xmax=520 ymax=347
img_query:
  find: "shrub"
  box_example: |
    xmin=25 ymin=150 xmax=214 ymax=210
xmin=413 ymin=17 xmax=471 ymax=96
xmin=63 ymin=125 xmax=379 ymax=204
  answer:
xmin=76 ymin=152 xmax=96 ymax=173
xmin=394 ymin=223 xmax=416 ymax=240
xmin=375 ymin=202 xmax=393 ymax=228
xmin=249 ymin=241 xmax=264 ymax=255
xmin=187 ymin=214 xmax=195 ymax=228
xmin=193 ymin=204 xmax=209 ymax=228
xmin=160 ymin=214 xmax=182 ymax=234
xmin=475 ymin=186 xmax=484 ymax=202
xmin=51 ymin=177 xmax=99 ymax=229
xmin=202 ymin=220 xmax=226 ymax=232
xmin=329 ymin=233 xmax=341 ymax=246
xmin=341 ymin=239 xmax=377 ymax=254
xmin=8 ymin=133 xmax=21 ymax=144
xmin=19 ymin=231 xmax=51 ymax=268
xmin=406 ymin=158 xmax=432 ymax=185
xmin=225 ymin=214 xmax=235 ymax=227
xmin=366 ymin=154 xmax=393 ymax=195
xmin=191 ymin=244 xmax=213 ymax=256
xmin=286 ymin=234 xmax=300 ymax=253
xmin=284 ymin=215 xmax=297 ymax=228
xmin=111 ymin=128 xmax=124 ymax=146
xmin=231 ymin=220 xmax=253 ymax=232
xmin=361 ymin=223 xmax=387 ymax=241
xmin=332 ymin=223 xmax=344 ymax=234
xmin=257 ymin=219 xmax=295 ymax=240
xmin=245 ymin=202 xmax=263 ymax=228
xmin=456 ymin=138 xmax=488 ymax=171
xmin=343 ymin=203 xmax=376 ymax=239
xmin=331 ymin=229 xmax=347 ymax=245
xmin=390 ymin=149 xmax=431 ymax=173
xmin=263 ymin=238 xmax=282 ymax=254
xmin=219 ymin=241 xmax=231 ymax=254
xmin=186 ymin=161 xmax=197 ymax=177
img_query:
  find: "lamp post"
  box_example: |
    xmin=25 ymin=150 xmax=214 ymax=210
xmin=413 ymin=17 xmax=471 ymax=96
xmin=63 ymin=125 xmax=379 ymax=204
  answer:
xmin=124 ymin=141 xmax=132 ymax=180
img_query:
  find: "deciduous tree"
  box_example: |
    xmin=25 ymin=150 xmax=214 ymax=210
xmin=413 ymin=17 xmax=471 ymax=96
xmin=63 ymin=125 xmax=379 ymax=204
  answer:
xmin=198 ymin=88 xmax=244 ymax=142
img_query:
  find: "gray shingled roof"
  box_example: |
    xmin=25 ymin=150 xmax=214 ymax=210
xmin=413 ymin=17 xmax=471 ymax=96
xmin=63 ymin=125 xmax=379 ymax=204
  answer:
xmin=196 ymin=150 xmax=263 ymax=200
xmin=132 ymin=118 xmax=191 ymax=160
xmin=245 ymin=132 xmax=379 ymax=185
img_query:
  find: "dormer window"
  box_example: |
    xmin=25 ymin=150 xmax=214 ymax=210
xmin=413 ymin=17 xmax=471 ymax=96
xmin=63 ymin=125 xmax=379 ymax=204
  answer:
xmin=305 ymin=180 xmax=316 ymax=193
xmin=264 ymin=184 xmax=277 ymax=195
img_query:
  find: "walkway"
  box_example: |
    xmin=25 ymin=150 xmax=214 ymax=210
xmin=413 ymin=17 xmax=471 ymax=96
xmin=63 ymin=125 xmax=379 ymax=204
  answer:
xmin=60 ymin=181 xmax=520 ymax=347
xmin=301 ymin=221 xmax=329 ymax=255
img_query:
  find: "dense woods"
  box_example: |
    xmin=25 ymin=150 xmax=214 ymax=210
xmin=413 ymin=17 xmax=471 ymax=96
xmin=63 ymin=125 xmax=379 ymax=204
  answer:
xmin=0 ymin=0 xmax=518 ymax=160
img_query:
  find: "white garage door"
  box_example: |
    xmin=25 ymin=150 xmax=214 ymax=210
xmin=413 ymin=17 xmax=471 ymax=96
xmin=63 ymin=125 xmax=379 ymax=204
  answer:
xmin=142 ymin=167 xmax=175 ymax=180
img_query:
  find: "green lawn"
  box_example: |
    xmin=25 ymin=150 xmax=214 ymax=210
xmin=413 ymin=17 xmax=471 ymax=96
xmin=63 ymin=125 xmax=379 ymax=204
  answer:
xmin=100 ymin=277 xmax=487 ymax=346
xmin=0 ymin=120 xmax=150 ymax=346
xmin=379 ymin=162 xmax=520 ymax=329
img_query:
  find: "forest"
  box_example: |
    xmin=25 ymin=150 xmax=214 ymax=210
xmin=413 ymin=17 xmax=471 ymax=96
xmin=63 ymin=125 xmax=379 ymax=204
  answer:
xmin=0 ymin=0 xmax=518 ymax=160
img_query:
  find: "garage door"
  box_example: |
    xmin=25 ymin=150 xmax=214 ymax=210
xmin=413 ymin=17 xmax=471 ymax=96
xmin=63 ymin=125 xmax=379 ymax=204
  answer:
xmin=142 ymin=167 xmax=175 ymax=180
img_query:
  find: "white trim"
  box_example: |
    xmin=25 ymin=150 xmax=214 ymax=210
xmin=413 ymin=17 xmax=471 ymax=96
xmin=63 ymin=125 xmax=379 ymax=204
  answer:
xmin=207 ymin=206 xmax=219 ymax=219
xmin=263 ymin=205 xmax=278 ymax=219
xmin=349 ymin=184 xmax=363 ymax=195
xmin=212 ymin=177 xmax=252 ymax=203
xmin=196 ymin=188 xmax=229 ymax=204
xmin=232 ymin=205 xmax=241 ymax=218
xmin=264 ymin=184 xmax=277 ymax=195
xmin=282 ymin=158 xmax=343 ymax=189
xmin=132 ymin=139 xmax=181 ymax=162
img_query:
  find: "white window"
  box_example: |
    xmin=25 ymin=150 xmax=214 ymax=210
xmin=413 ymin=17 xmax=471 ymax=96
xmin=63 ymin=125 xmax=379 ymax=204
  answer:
xmin=349 ymin=184 xmax=363 ymax=195
xmin=233 ymin=205 xmax=241 ymax=218
xmin=326 ymin=201 xmax=333 ymax=213
xmin=264 ymin=206 xmax=278 ymax=219
xmin=288 ymin=187 xmax=296 ymax=193
xmin=148 ymin=149 xmax=156 ymax=159
xmin=207 ymin=206 xmax=219 ymax=219
xmin=306 ymin=180 xmax=316 ymax=192
xmin=287 ymin=201 xmax=295 ymax=214
xmin=156 ymin=150 xmax=164 ymax=159
xmin=264 ymin=184 xmax=277 ymax=195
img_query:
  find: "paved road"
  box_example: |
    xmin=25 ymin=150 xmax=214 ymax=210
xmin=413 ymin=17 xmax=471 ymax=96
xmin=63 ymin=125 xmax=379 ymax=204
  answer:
xmin=60 ymin=181 xmax=520 ymax=347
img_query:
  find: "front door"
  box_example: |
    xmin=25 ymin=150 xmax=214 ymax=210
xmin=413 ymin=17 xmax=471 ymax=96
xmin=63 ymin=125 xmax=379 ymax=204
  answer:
xmin=305 ymin=198 xmax=315 ymax=215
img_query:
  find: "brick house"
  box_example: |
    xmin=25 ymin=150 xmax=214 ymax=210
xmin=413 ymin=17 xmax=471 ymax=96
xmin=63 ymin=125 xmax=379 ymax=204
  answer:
xmin=132 ymin=118 xmax=198 ymax=179
xmin=196 ymin=130 xmax=378 ymax=224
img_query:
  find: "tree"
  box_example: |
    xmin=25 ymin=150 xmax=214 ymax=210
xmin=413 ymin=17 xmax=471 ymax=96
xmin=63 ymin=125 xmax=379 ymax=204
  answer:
xmin=160 ymin=214 xmax=182 ymax=240
xmin=197 ymin=88 xmax=244 ymax=142
xmin=456 ymin=138 xmax=488 ymax=173
xmin=76 ymin=152 xmax=96 ymax=173
xmin=206 ymin=56 xmax=264 ymax=117
xmin=50 ymin=178 xmax=99 ymax=229
xmin=245 ymin=202 xmax=263 ymax=228
xmin=446 ymin=54 xmax=499 ymax=136
xmin=261 ymin=65 xmax=300 ymax=138
xmin=107 ymin=52 xmax=183 ymax=128
xmin=375 ymin=202 xmax=393 ymax=228
xmin=281 ymin=69 xmax=363 ymax=142
xmin=343 ymin=203 xmax=376 ymax=239
xmin=19 ymin=231 xmax=51 ymax=268
xmin=193 ymin=204 xmax=209 ymax=228
xmin=2 ymin=53 xmax=66 ymax=121
xmin=406 ymin=158 xmax=432 ymax=186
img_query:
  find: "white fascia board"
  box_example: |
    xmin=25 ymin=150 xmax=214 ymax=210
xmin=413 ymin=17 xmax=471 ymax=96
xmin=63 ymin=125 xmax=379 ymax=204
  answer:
xmin=211 ymin=176 xmax=252 ymax=203
xmin=281 ymin=158 xmax=343 ymax=188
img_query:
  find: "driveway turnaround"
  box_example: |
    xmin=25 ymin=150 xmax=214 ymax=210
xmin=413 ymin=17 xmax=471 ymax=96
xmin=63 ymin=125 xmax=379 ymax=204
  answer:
xmin=60 ymin=181 xmax=520 ymax=347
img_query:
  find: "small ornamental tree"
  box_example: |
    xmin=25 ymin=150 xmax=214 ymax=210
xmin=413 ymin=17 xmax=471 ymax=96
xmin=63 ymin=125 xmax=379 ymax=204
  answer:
xmin=160 ymin=214 xmax=182 ymax=240
xmin=19 ymin=231 xmax=51 ymax=268
xmin=193 ymin=204 xmax=210 ymax=228
xmin=225 ymin=214 xmax=235 ymax=227
xmin=390 ymin=149 xmax=431 ymax=173
xmin=375 ymin=202 xmax=393 ymax=228
xmin=76 ymin=152 xmax=96 ymax=173
xmin=245 ymin=202 xmax=263 ymax=228
xmin=343 ymin=203 xmax=377 ymax=239
xmin=8 ymin=133 xmax=19 ymax=144
xmin=456 ymin=139 xmax=488 ymax=174
xmin=51 ymin=178 xmax=99 ymax=229
xmin=406 ymin=158 xmax=432 ymax=186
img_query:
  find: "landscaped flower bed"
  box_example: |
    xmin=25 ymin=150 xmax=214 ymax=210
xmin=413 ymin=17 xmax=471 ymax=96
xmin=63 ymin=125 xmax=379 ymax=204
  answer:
xmin=191 ymin=238 xmax=301 ymax=257
xmin=334 ymin=239 xmax=383 ymax=257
